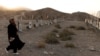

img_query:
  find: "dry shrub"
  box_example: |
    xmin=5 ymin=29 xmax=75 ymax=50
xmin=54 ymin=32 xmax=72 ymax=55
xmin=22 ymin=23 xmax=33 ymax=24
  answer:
xmin=55 ymin=24 xmax=61 ymax=29
xmin=69 ymin=25 xmax=76 ymax=29
xmin=65 ymin=43 xmax=76 ymax=48
xmin=36 ymin=41 xmax=46 ymax=48
xmin=52 ymin=29 xmax=59 ymax=33
xmin=76 ymin=26 xmax=86 ymax=30
xmin=44 ymin=32 xmax=59 ymax=44
xmin=59 ymin=29 xmax=74 ymax=41
xmin=60 ymin=36 xmax=72 ymax=41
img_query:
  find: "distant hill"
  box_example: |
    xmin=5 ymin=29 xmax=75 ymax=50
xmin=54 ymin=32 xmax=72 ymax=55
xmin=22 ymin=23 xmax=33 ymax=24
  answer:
xmin=70 ymin=12 xmax=92 ymax=21
xmin=33 ymin=7 xmax=70 ymax=20
xmin=0 ymin=7 xmax=97 ymax=21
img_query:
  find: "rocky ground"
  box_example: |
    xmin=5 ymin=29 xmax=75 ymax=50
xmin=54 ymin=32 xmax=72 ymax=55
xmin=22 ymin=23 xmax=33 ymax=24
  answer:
xmin=0 ymin=20 xmax=100 ymax=56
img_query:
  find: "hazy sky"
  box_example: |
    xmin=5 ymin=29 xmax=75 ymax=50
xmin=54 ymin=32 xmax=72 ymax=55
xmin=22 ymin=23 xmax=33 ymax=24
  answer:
xmin=0 ymin=0 xmax=99 ymax=13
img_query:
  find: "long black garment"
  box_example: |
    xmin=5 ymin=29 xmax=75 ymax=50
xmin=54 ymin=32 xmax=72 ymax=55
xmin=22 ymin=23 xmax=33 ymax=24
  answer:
xmin=7 ymin=24 xmax=25 ymax=50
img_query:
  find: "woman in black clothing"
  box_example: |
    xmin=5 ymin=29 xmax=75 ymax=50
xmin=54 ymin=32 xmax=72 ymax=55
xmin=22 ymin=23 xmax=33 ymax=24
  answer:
xmin=6 ymin=19 xmax=25 ymax=54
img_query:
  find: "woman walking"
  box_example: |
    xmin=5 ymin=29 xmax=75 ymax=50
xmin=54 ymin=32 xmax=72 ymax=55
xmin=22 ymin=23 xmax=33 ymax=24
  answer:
xmin=5 ymin=18 xmax=25 ymax=54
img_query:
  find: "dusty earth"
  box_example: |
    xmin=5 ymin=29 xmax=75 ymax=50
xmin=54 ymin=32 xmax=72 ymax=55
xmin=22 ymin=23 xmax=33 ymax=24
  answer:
xmin=0 ymin=20 xmax=100 ymax=56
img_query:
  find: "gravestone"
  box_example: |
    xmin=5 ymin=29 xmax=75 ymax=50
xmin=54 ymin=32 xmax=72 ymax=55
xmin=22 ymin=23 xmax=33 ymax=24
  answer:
xmin=18 ymin=18 xmax=23 ymax=32
xmin=28 ymin=21 xmax=33 ymax=29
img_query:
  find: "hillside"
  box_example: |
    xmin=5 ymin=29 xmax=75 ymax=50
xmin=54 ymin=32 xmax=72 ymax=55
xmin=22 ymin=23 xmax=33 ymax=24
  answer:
xmin=70 ymin=12 xmax=92 ymax=21
xmin=0 ymin=20 xmax=100 ymax=56
xmin=0 ymin=7 xmax=97 ymax=21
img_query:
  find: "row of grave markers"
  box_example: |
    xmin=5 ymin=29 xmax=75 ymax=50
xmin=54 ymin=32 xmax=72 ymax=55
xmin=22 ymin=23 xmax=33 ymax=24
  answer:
xmin=85 ymin=18 xmax=100 ymax=29
xmin=13 ymin=12 xmax=65 ymax=32
xmin=16 ymin=19 xmax=64 ymax=32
